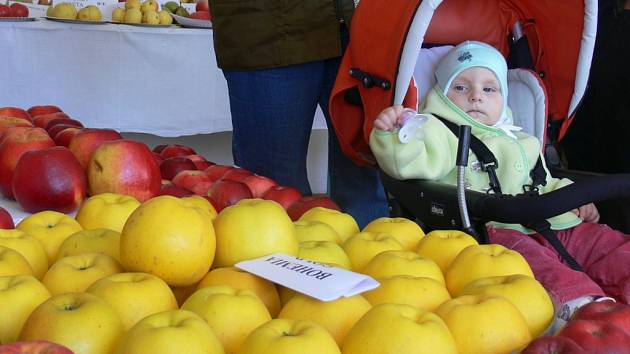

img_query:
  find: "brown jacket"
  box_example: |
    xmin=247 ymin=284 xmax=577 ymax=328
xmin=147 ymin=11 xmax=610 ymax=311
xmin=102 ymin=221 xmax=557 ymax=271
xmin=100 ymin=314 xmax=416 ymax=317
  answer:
xmin=209 ymin=0 xmax=354 ymax=71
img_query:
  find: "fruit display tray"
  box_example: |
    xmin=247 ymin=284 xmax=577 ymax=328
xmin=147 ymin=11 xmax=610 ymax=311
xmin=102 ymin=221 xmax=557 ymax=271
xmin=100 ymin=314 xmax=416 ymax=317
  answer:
xmin=0 ymin=17 xmax=36 ymax=21
xmin=44 ymin=16 xmax=108 ymax=25
xmin=171 ymin=13 xmax=211 ymax=29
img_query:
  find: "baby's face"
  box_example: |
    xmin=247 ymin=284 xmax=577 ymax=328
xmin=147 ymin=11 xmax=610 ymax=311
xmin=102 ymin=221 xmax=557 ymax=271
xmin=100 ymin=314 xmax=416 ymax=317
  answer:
xmin=446 ymin=67 xmax=503 ymax=126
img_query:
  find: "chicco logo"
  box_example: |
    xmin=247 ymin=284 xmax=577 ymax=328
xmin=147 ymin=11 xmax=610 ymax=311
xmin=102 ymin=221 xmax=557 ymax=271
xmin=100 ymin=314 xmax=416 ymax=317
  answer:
xmin=458 ymin=51 xmax=472 ymax=62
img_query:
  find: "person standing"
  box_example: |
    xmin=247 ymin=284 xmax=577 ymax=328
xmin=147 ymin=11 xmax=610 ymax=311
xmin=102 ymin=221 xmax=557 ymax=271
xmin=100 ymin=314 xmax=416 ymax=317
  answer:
xmin=208 ymin=0 xmax=388 ymax=227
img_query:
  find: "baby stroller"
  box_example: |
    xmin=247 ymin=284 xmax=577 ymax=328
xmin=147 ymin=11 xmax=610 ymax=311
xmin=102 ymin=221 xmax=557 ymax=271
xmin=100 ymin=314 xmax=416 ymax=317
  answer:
xmin=329 ymin=0 xmax=630 ymax=270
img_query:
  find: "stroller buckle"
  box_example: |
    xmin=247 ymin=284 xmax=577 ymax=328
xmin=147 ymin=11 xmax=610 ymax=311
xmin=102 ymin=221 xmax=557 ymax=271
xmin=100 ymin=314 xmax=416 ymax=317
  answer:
xmin=480 ymin=161 xmax=498 ymax=172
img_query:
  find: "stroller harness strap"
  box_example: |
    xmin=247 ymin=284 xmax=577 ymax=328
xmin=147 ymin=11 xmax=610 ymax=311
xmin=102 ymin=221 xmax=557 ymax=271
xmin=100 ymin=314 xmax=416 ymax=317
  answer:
xmin=433 ymin=114 xmax=582 ymax=272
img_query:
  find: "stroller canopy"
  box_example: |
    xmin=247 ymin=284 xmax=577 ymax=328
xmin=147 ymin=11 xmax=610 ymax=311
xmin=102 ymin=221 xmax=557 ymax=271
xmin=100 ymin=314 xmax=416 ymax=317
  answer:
xmin=329 ymin=0 xmax=597 ymax=166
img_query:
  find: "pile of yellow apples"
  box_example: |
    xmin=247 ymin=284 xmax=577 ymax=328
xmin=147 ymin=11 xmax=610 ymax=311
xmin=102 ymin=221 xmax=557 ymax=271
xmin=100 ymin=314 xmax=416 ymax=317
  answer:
xmin=111 ymin=0 xmax=172 ymax=26
xmin=0 ymin=193 xmax=555 ymax=354
xmin=46 ymin=2 xmax=102 ymax=22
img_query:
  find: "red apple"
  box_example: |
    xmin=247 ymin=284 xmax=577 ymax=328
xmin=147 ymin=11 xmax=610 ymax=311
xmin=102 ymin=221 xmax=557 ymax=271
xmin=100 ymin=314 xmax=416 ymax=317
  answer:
xmin=522 ymin=336 xmax=587 ymax=354
xmin=573 ymin=300 xmax=630 ymax=337
xmin=242 ymin=174 xmax=277 ymax=198
xmin=171 ymin=170 xmax=211 ymax=192
xmin=206 ymin=180 xmax=252 ymax=212
xmin=261 ymin=185 xmax=302 ymax=210
xmin=557 ymin=319 xmax=630 ymax=354
xmin=287 ymin=196 xmax=341 ymax=221
xmin=152 ymin=144 xmax=168 ymax=154
xmin=0 ymin=5 xmax=10 ymax=17
xmin=0 ymin=107 xmax=31 ymax=122
xmin=203 ymin=164 xmax=234 ymax=182
xmin=0 ymin=127 xmax=55 ymax=199
xmin=159 ymin=144 xmax=196 ymax=159
xmin=189 ymin=10 xmax=211 ymax=21
xmin=160 ymin=156 xmax=197 ymax=180
xmin=0 ymin=340 xmax=74 ymax=354
xmin=220 ymin=168 xmax=253 ymax=183
xmin=47 ymin=124 xmax=80 ymax=140
xmin=87 ymin=139 xmax=161 ymax=202
xmin=13 ymin=146 xmax=87 ymax=213
xmin=68 ymin=128 xmax=123 ymax=170
xmin=0 ymin=206 xmax=14 ymax=229
xmin=32 ymin=112 xmax=70 ymax=129
xmin=0 ymin=117 xmax=34 ymax=140
xmin=44 ymin=118 xmax=83 ymax=133
xmin=9 ymin=3 xmax=28 ymax=17
xmin=185 ymin=154 xmax=215 ymax=170
xmin=53 ymin=127 xmax=81 ymax=147
xmin=195 ymin=0 xmax=208 ymax=12
xmin=27 ymin=105 xmax=62 ymax=118
xmin=158 ymin=182 xmax=194 ymax=198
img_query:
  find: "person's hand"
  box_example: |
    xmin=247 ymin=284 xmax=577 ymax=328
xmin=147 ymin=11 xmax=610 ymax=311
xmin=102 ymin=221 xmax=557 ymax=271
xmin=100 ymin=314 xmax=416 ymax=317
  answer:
xmin=571 ymin=203 xmax=600 ymax=223
xmin=373 ymin=105 xmax=406 ymax=131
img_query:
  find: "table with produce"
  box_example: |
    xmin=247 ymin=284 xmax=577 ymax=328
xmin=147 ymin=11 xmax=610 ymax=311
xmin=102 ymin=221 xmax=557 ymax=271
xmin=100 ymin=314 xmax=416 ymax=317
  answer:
xmin=1 ymin=1 xmax=630 ymax=353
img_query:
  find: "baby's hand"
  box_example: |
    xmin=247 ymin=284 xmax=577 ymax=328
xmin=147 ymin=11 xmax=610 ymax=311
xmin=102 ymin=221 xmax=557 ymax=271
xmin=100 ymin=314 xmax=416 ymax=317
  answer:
xmin=373 ymin=105 xmax=406 ymax=131
xmin=571 ymin=203 xmax=600 ymax=223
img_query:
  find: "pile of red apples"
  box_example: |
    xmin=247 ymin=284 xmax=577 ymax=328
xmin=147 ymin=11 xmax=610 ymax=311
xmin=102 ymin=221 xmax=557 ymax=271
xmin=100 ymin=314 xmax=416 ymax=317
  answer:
xmin=0 ymin=105 xmax=339 ymax=220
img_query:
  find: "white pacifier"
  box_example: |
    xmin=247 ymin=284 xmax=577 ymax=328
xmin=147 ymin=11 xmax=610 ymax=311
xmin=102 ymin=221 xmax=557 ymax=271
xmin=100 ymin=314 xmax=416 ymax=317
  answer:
xmin=398 ymin=108 xmax=428 ymax=143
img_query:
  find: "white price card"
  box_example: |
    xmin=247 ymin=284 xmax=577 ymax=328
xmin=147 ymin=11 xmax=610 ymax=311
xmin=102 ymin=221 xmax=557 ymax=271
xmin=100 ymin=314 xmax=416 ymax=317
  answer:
xmin=236 ymin=253 xmax=380 ymax=302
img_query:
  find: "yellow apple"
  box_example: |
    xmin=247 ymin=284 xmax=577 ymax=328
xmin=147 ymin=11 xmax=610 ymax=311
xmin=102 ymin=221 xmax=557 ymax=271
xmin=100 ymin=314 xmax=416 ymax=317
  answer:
xmin=76 ymin=5 xmax=101 ymax=21
xmin=297 ymin=241 xmax=351 ymax=270
xmin=74 ymin=192 xmax=140 ymax=233
xmin=0 ymin=275 xmax=50 ymax=343
xmin=278 ymin=293 xmax=371 ymax=346
xmin=171 ymin=281 xmax=199 ymax=307
xmin=140 ymin=0 xmax=158 ymax=13
xmin=239 ymin=318 xmax=340 ymax=354
xmin=294 ymin=220 xmax=342 ymax=245
xmin=445 ymin=244 xmax=534 ymax=296
xmin=197 ymin=267 xmax=281 ymax=317
xmin=342 ymin=231 xmax=403 ymax=272
xmin=213 ymin=199 xmax=297 ymax=268
xmin=435 ymin=294 xmax=531 ymax=354
xmin=0 ymin=229 xmax=48 ymax=279
xmin=0 ymin=246 xmax=33 ymax=277
xmin=142 ymin=10 xmax=159 ymax=24
xmin=56 ymin=228 xmax=121 ymax=263
xmin=459 ymin=274 xmax=554 ymax=338
xmin=111 ymin=7 xmax=125 ymax=22
xmin=361 ymin=250 xmax=444 ymax=284
xmin=182 ymin=195 xmax=217 ymax=220
xmin=86 ymin=272 xmax=178 ymax=331
xmin=116 ymin=309 xmax=224 ymax=354
xmin=341 ymin=303 xmax=457 ymax=354
xmin=16 ymin=211 xmax=83 ymax=264
xmin=181 ymin=285 xmax=271 ymax=354
xmin=157 ymin=10 xmax=173 ymax=25
xmin=298 ymin=207 xmax=359 ymax=243
xmin=51 ymin=3 xmax=77 ymax=19
xmin=415 ymin=229 xmax=478 ymax=273
xmin=120 ymin=195 xmax=216 ymax=286
xmin=362 ymin=217 xmax=425 ymax=251
xmin=42 ymin=253 xmax=123 ymax=295
xmin=362 ymin=275 xmax=451 ymax=312
xmin=123 ymin=8 xmax=142 ymax=23
xmin=125 ymin=0 xmax=140 ymax=10
xmin=19 ymin=292 xmax=124 ymax=354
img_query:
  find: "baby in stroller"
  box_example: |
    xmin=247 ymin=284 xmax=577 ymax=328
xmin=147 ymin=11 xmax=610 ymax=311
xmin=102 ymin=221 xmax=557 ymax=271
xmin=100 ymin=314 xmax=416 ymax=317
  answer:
xmin=369 ymin=41 xmax=630 ymax=328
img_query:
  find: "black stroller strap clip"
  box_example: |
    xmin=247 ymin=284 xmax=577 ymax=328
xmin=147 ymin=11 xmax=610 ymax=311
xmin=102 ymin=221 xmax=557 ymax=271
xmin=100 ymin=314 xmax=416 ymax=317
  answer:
xmin=349 ymin=68 xmax=392 ymax=90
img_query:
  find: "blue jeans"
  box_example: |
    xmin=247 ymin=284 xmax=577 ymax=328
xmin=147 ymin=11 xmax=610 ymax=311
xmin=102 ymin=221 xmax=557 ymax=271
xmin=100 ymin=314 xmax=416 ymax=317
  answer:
xmin=223 ymin=59 xmax=388 ymax=228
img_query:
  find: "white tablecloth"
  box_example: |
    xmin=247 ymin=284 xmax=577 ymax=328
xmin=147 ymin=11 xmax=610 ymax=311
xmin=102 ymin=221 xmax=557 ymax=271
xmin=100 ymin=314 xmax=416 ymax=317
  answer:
xmin=0 ymin=19 xmax=326 ymax=136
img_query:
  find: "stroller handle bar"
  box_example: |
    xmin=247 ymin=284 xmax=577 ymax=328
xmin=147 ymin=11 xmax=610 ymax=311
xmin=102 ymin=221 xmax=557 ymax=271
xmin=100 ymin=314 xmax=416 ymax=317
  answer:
xmin=471 ymin=174 xmax=630 ymax=224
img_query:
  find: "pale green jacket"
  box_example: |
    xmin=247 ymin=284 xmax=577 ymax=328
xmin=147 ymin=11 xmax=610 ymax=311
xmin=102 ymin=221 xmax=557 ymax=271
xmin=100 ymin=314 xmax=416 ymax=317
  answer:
xmin=369 ymin=86 xmax=582 ymax=233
